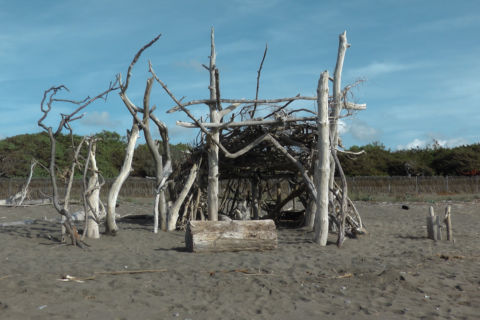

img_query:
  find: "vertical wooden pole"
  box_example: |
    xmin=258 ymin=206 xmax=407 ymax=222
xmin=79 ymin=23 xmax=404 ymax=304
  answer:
xmin=444 ymin=205 xmax=453 ymax=241
xmin=436 ymin=215 xmax=442 ymax=240
xmin=427 ymin=206 xmax=436 ymax=240
xmin=328 ymin=31 xmax=348 ymax=194
xmin=207 ymin=27 xmax=220 ymax=221
xmin=313 ymin=70 xmax=330 ymax=246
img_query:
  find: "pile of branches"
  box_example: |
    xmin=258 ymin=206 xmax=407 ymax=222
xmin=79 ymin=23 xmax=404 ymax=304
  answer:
xmin=163 ymin=30 xmax=366 ymax=247
xmin=169 ymin=105 xmax=363 ymax=237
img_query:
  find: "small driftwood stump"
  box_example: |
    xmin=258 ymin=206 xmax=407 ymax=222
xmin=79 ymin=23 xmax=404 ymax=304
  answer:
xmin=427 ymin=206 xmax=442 ymax=241
xmin=185 ymin=220 xmax=277 ymax=253
xmin=444 ymin=205 xmax=453 ymax=241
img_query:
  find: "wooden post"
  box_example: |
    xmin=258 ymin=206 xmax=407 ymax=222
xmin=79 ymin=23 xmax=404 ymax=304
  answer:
xmin=328 ymin=31 xmax=348 ymax=194
xmin=185 ymin=220 xmax=277 ymax=253
xmin=313 ymin=70 xmax=330 ymax=245
xmin=444 ymin=205 xmax=453 ymax=241
xmin=426 ymin=206 xmax=443 ymax=240
xmin=426 ymin=206 xmax=436 ymax=240
xmin=436 ymin=215 xmax=442 ymax=240
xmin=207 ymin=27 xmax=220 ymax=222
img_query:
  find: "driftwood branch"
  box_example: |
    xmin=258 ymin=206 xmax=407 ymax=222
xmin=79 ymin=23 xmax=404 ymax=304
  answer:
xmin=176 ymin=116 xmax=316 ymax=129
xmin=313 ymin=71 xmax=330 ymax=246
xmin=250 ymin=43 xmax=268 ymax=118
xmin=167 ymin=160 xmax=200 ymax=230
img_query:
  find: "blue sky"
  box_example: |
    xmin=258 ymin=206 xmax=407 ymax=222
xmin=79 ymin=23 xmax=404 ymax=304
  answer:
xmin=0 ymin=0 xmax=479 ymax=150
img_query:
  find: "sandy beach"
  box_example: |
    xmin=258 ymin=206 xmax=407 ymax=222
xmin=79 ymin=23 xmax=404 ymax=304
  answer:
xmin=0 ymin=200 xmax=479 ymax=319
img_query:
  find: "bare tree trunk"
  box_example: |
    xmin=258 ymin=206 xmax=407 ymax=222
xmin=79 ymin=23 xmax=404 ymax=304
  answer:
xmin=106 ymin=122 xmax=140 ymax=235
xmin=314 ymin=71 xmax=330 ymax=246
xmin=85 ymin=143 xmax=100 ymax=239
xmin=207 ymin=27 xmax=220 ymax=222
xmin=329 ymin=31 xmax=348 ymax=194
xmin=167 ymin=162 xmax=199 ymax=231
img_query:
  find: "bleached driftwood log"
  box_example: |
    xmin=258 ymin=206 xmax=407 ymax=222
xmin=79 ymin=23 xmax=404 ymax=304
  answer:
xmin=167 ymin=96 xmax=365 ymax=114
xmin=313 ymin=70 xmax=330 ymax=246
xmin=329 ymin=31 xmax=349 ymax=194
xmin=167 ymin=161 xmax=200 ymax=231
xmin=185 ymin=220 xmax=277 ymax=253
xmin=207 ymin=27 xmax=220 ymax=222
xmin=105 ymin=122 xmax=140 ymax=235
xmin=83 ymin=140 xmax=101 ymax=239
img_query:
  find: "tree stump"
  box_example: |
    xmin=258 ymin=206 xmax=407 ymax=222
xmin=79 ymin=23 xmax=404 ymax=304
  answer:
xmin=426 ymin=206 xmax=442 ymax=241
xmin=185 ymin=220 xmax=277 ymax=253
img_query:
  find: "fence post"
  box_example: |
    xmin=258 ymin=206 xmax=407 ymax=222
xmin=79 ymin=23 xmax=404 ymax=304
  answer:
xmin=476 ymin=176 xmax=479 ymax=194
xmin=415 ymin=176 xmax=419 ymax=193
xmin=8 ymin=179 xmax=12 ymax=196
xmin=446 ymin=175 xmax=449 ymax=193
xmin=388 ymin=176 xmax=391 ymax=193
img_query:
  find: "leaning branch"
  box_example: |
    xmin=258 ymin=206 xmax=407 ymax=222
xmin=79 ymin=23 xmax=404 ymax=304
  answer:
xmin=250 ymin=43 xmax=268 ymax=118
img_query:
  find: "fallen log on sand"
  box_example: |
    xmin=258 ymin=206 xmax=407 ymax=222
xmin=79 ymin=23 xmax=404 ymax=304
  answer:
xmin=185 ymin=220 xmax=277 ymax=253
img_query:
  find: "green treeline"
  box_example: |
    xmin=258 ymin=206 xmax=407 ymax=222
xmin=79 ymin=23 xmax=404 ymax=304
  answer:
xmin=339 ymin=142 xmax=480 ymax=176
xmin=0 ymin=131 xmax=190 ymax=178
xmin=0 ymin=133 xmax=478 ymax=178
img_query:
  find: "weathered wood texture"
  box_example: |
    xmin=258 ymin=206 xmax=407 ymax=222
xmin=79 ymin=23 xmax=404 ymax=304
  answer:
xmin=313 ymin=70 xmax=330 ymax=245
xmin=426 ymin=206 xmax=442 ymax=241
xmin=185 ymin=220 xmax=277 ymax=253
xmin=444 ymin=205 xmax=453 ymax=241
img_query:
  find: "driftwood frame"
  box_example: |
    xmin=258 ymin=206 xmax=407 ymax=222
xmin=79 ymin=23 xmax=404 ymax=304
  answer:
xmin=162 ymin=29 xmax=366 ymax=246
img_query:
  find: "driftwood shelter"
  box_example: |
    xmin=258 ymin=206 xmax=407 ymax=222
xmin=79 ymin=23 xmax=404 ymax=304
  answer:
xmin=164 ymin=29 xmax=367 ymax=248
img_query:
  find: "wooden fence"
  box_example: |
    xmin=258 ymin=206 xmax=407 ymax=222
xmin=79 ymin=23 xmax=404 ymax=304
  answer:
xmin=0 ymin=176 xmax=479 ymax=200
xmin=0 ymin=177 xmax=156 ymax=200
xmin=346 ymin=176 xmax=480 ymax=195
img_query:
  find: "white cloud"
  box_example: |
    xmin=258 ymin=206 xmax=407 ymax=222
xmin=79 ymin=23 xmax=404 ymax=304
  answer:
xmin=397 ymin=138 xmax=427 ymax=150
xmin=434 ymin=138 xmax=469 ymax=148
xmin=396 ymin=137 xmax=469 ymax=150
xmin=80 ymin=111 xmax=119 ymax=128
xmin=343 ymin=119 xmax=379 ymax=142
